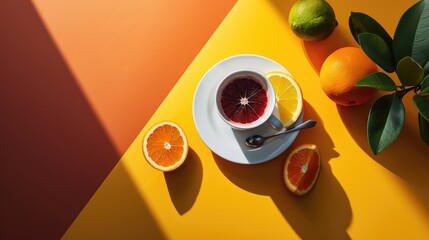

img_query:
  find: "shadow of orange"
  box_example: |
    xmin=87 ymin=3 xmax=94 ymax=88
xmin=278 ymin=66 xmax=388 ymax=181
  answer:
xmin=213 ymin=101 xmax=351 ymax=239
xmin=269 ymin=0 xmax=357 ymax=76
xmin=164 ymin=148 xmax=203 ymax=215
xmin=302 ymin=29 xmax=357 ymax=75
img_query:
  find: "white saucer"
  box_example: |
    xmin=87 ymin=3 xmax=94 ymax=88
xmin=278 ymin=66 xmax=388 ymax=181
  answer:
xmin=192 ymin=54 xmax=303 ymax=164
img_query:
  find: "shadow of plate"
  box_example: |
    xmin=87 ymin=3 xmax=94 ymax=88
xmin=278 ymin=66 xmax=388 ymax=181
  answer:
xmin=214 ymin=101 xmax=351 ymax=239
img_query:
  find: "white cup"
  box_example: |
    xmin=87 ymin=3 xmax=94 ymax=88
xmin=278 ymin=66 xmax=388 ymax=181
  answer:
xmin=215 ymin=69 xmax=283 ymax=131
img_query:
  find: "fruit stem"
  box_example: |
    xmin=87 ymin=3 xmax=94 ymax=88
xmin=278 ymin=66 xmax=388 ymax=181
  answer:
xmin=397 ymin=86 xmax=416 ymax=98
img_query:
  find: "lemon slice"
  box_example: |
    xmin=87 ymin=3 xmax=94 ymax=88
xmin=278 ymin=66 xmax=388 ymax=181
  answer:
xmin=266 ymin=71 xmax=303 ymax=128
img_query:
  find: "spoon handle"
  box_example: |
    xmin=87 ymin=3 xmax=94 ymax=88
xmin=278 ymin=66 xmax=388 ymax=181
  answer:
xmin=265 ymin=120 xmax=317 ymax=140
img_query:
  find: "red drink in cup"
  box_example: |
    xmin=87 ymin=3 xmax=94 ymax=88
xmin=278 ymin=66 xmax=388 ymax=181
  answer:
xmin=215 ymin=70 xmax=283 ymax=131
xmin=220 ymin=77 xmax=268 ymax=125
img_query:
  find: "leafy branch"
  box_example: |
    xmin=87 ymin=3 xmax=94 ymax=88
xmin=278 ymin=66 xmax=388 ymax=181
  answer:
xmin=349 ymin=0 xmax=429 ymax=154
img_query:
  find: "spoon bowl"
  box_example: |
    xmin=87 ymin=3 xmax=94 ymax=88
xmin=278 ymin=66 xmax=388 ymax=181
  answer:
xmin=245 ymin=120 xmax=317 ymax=148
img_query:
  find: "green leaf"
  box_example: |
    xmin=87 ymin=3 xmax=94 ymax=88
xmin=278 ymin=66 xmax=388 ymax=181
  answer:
xmin=424 ymin=61 xmax=429 ymax=76
xmin=396 ymin=57 xmax=424 ymax=86
xmin=355 ymin=72 xmax=397 ymax=91
xmin=413 ymin=94 xmax=429 ymax=121
xmin=368 ymin=94 xmax=405 ymax=154
xmin=412 ymin=1 xmax=429 ymax=67
xmin=418 ymin=113 xmax=429 ymax=145
xmin=393 ymin=0 xmax=429 ymax=66
xmin=358 ymin=33 xmax=395 ymax=73
xmin=349 ymin=12 xmax=393 ymax=49
xmin=421 ymin=74 xmax=429 ymax=90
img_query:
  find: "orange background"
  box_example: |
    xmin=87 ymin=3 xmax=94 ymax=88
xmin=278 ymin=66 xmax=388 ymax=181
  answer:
xmin=2 ymin=0 xmax=429 ymax=239
xmin=64 ymin=0 xmax=429 ymax=239
xmin=0 ymin=1 xmax=236 ymax=239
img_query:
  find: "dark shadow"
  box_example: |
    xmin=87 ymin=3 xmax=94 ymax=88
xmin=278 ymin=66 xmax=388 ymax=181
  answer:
xmin=165 ymin=148 xmax=203 ymax=215
xmin=231 ymin=114 xmax=302 ymax=164
xmin=270 ymin=0 xmax=357 ymax=75
xmin=213 ymin=101 xmax=352 ymax=239
xmin=0 ymin=1 xmax=163 ymax=239
xmin=337 ymin=97 xmax=429 ymax=216
xmin=336 ymin=98 xmax=376 ymax=154
xmin=63 ymin=162 xmax=166 ymax=239
xmin=302 ymin=29 xmax=357 ymax=75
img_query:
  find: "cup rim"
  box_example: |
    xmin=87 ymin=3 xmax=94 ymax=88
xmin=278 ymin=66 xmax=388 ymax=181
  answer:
xmin=215 ymin=69 xmax=276 ymax=130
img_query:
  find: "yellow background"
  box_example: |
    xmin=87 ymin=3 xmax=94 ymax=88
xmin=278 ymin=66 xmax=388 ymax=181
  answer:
xmin=64 ymin=0 xmax=429 ymax=239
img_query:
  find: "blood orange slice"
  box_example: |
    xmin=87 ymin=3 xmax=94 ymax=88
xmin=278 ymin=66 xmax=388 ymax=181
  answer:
xmin=220 ymin=77 xmax=268 ymax=124
xmin=143 ymin=122 xmax=188 ymax=172
xmin=284 ymin=144 xmax=321 ymax=196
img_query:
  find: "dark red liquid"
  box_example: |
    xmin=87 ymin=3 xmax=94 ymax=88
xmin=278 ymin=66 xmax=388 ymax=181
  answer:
xmin=220 ymin=77 xmax=267 ymax=124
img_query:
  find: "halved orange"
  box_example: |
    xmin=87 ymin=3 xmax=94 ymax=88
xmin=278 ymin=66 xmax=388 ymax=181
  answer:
xmin=143 ymin=121 xmax=188 ymax=172
xmin=284 ymin=144 xmax=321 ymax=196
xmin=266 ymin=71 xmax=303 ymax=128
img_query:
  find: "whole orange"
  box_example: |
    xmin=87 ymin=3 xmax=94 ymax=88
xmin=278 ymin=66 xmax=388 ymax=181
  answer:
xmin=320 ymin=47 xmax=378 ymax=106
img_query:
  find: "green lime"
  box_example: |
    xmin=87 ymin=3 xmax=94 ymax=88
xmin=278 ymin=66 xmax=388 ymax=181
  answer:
xmin=288 ymin=0 xmax=338 ymax=41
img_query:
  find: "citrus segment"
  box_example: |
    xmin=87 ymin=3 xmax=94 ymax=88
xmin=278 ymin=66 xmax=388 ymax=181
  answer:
xmin=284 ymin=144 xmax=321 ymax=196
xmin=143 ymin=122 xmax=188 ymax=172
xmin=266 ymin=71 xmax=303 ymax=128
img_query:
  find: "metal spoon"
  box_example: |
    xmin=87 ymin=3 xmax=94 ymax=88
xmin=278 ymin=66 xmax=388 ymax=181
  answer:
xmin=245 ymin=120 xmax=317 ymax=148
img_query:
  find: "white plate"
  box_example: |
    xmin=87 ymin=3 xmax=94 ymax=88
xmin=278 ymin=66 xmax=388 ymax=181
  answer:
xmin=192 ymin=54 xmax=303 ymax=164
